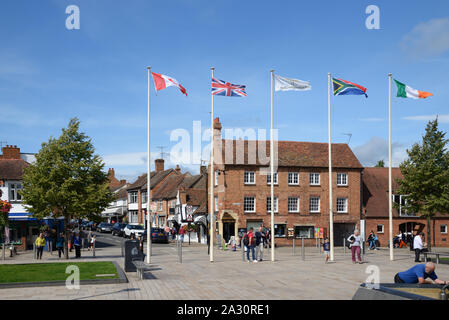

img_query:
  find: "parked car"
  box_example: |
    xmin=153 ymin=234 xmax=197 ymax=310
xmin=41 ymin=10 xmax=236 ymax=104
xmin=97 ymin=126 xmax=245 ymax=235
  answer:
xmin=123 ymin=224 xmax=145 ymax=238
xmin=112 ymin=223 xmax=127 ymax=237
xmin=96 ymin=222 xmax=113 ymax=233
xmin=142 ymin=228 xmax=169 ymax=243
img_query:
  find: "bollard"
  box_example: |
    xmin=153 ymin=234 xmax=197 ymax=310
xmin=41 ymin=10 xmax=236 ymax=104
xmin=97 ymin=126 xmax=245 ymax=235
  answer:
xmin=2 ymin=243 xmax=5 ymax=260
xmin=33 ymin=243 xmax=36 ymax=260
xmin=292 ymin=237 xmax=296 ymax=256
xmin=50 ymin=241 xmax=53 ymax=255
xmin=82 ymin=238 xmax=85 ymax=251
xmin=301 ymin=237 xmax=305 ymax=261
xmin=121 ymin=241 xmax=124 ymax=257
xmin=318 ymin=238 xmax=321 ymax=254
xmin=178 ymin=240 xmax=182 ymax=263
xmin=93 ymin=241 xmax=96 ymax=257
xmin=241 ymin=238 xmax=245 ymax=262
xmin=343 ymin=238 xmax=346 ymax=254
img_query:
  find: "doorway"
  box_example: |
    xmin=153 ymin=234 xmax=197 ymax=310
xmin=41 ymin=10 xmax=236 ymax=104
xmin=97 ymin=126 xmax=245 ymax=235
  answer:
xmin=222 ymin=222 xmax=235 ymax=243
xmin=333 ymin=223 xmax=356 ymax=246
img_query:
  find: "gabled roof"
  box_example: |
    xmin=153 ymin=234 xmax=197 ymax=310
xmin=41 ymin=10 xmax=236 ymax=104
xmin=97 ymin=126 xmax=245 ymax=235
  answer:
xmin=186 ymin=189 xmax=207 ymax=214
xmin=217 ymin=140 xmax=363 ymax=169
xmin=0 ymin=159 xmax=30 ymax=180
xmin=127 ymin=169 xmax=177 ymax=191
xmin=152 ymin=173 xmax=206 ymax=200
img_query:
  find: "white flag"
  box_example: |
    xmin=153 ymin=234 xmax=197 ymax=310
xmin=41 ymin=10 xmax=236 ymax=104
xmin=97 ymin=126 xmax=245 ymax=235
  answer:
xmin=274 ymin=74 xmax=311 ymax=91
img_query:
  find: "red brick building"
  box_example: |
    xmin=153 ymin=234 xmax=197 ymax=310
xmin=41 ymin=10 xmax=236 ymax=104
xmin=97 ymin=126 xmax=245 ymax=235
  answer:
xmin=210 ymin=118 xmax=364 ymax=246
xmin=363 ymin=167 xmax=449 ymax=247
xmin=126 ymin=159 xmax=181 ymax=226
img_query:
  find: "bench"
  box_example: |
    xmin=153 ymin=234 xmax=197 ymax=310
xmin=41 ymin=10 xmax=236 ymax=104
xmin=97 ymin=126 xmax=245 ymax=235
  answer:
xmin=423 ymin=252 xmax=449 ymax=264
xmin=132 ymin=260 xmax=152 ymax=280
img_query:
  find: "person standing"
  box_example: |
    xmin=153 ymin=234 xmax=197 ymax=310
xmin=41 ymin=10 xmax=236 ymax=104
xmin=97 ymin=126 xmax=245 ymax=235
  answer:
xmin=73 ymin=232 xmax=82 ymax=258
xmin=87 ymin=231 xmax=93 ymax=251
xmin=56 ymin=233 xmax=65 ymax=259
xmin=413 ymin=232 xmax=425 ymax=262
xmin=179 ymin=225 xmax=185 ymax=243
xmin=35 ymin=233 xmax=46 ymax=260
xmin=255 ymin=226 xmax=265 ymax=262
xmin=348 ymin=230 xmax=363 ymax=264
xmin=244 ymin=227 xmax=257 ymax=263
xmin=323 ymin=237 xmax=330 ymax=263
xmin=90 ymin=234 xmax=96 ymax=251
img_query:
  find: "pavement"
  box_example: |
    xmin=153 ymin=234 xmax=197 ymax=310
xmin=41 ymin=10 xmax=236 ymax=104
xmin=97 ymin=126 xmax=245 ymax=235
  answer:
xmin=1 ymin=235 xmax=449 ymax=300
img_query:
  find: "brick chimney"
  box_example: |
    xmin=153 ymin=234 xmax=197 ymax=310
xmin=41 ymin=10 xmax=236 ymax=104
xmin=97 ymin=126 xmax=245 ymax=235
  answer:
xmin=155 ymin=159 xmax=164 ymax=172
xmin=0 ymin=145 xmax=21 ymax=160
xmin=175 ymin=164 xmax=181 ymax=173
xmin=200 ymin=165 xmax=207 ymax=175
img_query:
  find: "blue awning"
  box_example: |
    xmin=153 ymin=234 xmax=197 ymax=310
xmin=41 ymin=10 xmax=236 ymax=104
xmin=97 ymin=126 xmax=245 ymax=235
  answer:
xmin=8 ymin=212 xmax=37 ymax=221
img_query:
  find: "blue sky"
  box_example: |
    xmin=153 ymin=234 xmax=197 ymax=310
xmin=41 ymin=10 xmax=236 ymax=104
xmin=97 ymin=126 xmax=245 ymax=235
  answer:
xmin=1 ymin=0 xmax=449 ymax=181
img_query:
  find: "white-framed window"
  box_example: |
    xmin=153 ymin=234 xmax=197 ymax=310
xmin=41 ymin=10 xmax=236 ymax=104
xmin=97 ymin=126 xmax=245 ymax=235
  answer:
xmin=309 ymin=196 xmax=320 ymax=213
xmin=244 ymin=196 xmax=256 ymax=212
xmin=295 ymin=226 xmax=314 ymax=239
xmin=129 ymin=210 xmax=139 ymax=224
xmin=169 ymin=200 xmax=176 ymax=208
xmin=244 ymin=171 xmax=256 ymax=185
xmin=377 ymin=224 xmax=384 ymax=234
xmin=129 ymin=191 xmax=138 ymax=204
xmin=141 ymin=191 xmax=147 ymax=204
xmin=215 ymin=171 xmax=219 ymax=186
xmin=337 ymin=173 xmax=348 ymax=186
xmin=288 ymin=172 xmax=299 ymax=185
xmin=441 ymin=225 xmax=448 ymax=234
xmin=9 ymin=183 xmax=23 ymax=201
xmin=336 ymin=198 xmax=348 ymax=213
xmin=274 ymin=224 xmax=287 ymax=238
xmin=159 ymin=216 xmax=166 ymax=227
xmin=158 ymin=200 xmax=163 ymax=211
xmin=266 ymin=196 xmax=278 ymax=213
xmin=266 ymin=172 xmax=278 ymax=185
xmin=309 ymin=173 xmax=320 ymax=186
xmin=215 ymin=196 xmax=218 ymax=212
xmin=393 ymin=195 xmax=417 ymax=217
xmin=288 ymin=197 xmax=299 ymax=213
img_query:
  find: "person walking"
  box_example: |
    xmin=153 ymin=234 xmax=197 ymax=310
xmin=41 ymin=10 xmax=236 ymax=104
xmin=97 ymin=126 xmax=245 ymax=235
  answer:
xmin=73 ymin=232 xmax=82 ymax=258
xmin=413 ymin=232 xmax=426 ymax=262
xmin=56 ymin=233 xmax=65 ymax=258
xmin=90 ymin=234 xmax=96 ymax=251
xmin=179 ymin=225 xmax=185 ymax=243
xmin=244 ymin=227 xmax=257 ymax=263
xmin=255 ymin=226 xmax=265 ymax=262
xmin=69 ymin=231 xmax=74 ymax=252
xmin=323 ymin=237 xmax=330 ymax=263
xmin=35 ymin=233 xmax=46 ymax=260
xmin=348 ymin=229 xmax=363 ymax=264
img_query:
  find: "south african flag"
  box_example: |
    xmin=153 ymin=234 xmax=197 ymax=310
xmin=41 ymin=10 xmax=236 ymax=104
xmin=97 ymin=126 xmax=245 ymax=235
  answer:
xmin=332 ymin=78 xmax=368 ymax=98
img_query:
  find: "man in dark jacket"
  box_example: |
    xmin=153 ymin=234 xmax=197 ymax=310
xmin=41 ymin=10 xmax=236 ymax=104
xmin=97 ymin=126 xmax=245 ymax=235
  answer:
xmin=255 ymin=226 xmax=265 ymax=262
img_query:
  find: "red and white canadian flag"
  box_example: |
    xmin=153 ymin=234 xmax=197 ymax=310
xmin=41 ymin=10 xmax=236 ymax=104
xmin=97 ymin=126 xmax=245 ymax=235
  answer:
xmin=151 ymin=72 xmax=187 ymax=96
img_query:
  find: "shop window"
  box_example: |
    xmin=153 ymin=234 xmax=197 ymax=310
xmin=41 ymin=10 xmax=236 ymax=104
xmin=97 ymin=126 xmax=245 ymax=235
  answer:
xmin=295 ymin=226 xmax=314 ymax=239
xmin=274 ymin=224 xmax=286 ymax=238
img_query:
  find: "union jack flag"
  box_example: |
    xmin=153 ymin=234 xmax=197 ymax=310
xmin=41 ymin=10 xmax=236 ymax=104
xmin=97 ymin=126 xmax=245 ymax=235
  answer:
xmin=211 ymin=78 xmax=247 ymax=97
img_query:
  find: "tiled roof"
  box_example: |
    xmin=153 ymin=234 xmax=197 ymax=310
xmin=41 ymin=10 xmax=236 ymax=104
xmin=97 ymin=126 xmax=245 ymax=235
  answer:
xmin=218 ymin=140 xmax=363 ymax=169
xmin=127 ymin=169 xmax=176 ymax=191
xmin=152 ymin=173 xmax=206 ymax=200
xmin=0 ymin=159 xmax=30 ymax=180
xmin=186 ymin=189 xmax=207 ymax=214
xmin=363 ymin=167 xmax=447 ymax=218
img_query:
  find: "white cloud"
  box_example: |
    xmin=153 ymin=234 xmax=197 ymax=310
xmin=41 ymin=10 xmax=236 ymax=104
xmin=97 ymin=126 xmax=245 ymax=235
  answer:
xmin=403 ymin=114 xmax=449 ymax=123
xmin=353 ymin=137 xmax=408 ymax=167
xmin=401 ymin=18 xmax=449 ymax=59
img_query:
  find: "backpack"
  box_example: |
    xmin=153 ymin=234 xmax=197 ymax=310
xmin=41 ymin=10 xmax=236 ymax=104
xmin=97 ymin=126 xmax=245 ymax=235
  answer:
xmin=243 ymin=233 xmax=249 ymax=246
xmin=251 ymin=236 xmax=257 ymax=246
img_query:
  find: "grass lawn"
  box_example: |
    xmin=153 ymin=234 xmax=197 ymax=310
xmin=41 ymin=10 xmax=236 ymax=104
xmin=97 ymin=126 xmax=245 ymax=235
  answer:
xmin=0 ymin=262 xmax=119 ymax=283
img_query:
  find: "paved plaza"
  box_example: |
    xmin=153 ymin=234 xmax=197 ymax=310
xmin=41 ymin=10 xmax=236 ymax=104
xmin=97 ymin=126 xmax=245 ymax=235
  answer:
xmin=1 ymin=241 xmax=449 ymax=300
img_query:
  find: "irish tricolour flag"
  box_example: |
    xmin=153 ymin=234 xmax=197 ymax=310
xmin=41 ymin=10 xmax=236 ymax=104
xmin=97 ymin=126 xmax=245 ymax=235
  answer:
xmin=394 ymin=79 xmax=433 ymax=99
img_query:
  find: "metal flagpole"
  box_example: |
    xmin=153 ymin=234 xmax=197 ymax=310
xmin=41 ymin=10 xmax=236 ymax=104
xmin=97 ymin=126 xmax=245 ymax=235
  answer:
xmin=270 ymin=70 xmax=275 ymax=262
xmin=147 ymin=66 xmax=152 ymax=264
xmin=328 ymin=73 xmax=334 ymax=262
xmin=388 ymin=73 xmax=394 ymax=261
xmin=210 ymin=67 xmax=215 ymax=263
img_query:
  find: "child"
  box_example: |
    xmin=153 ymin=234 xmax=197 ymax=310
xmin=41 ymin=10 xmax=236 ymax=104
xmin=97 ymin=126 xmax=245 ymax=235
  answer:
xmin=90 ymin=234 xmax=96 ymax=251
xmin=323 ymin=237 xmax=330 ymax=264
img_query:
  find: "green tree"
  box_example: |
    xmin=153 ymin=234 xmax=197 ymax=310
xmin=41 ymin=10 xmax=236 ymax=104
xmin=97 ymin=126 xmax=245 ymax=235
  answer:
xmin=396 ymin=119 xmax=449 ymax=251
xmin=21 ymin=118 xmax=114 ymax=259
xmin=375 ymin=160 xmax=385 ymax=167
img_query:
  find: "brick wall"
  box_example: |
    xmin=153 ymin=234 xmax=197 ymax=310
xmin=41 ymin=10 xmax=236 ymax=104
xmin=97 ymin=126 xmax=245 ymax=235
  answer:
xmin=213 ymin=165 xmax=362 ymax=246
